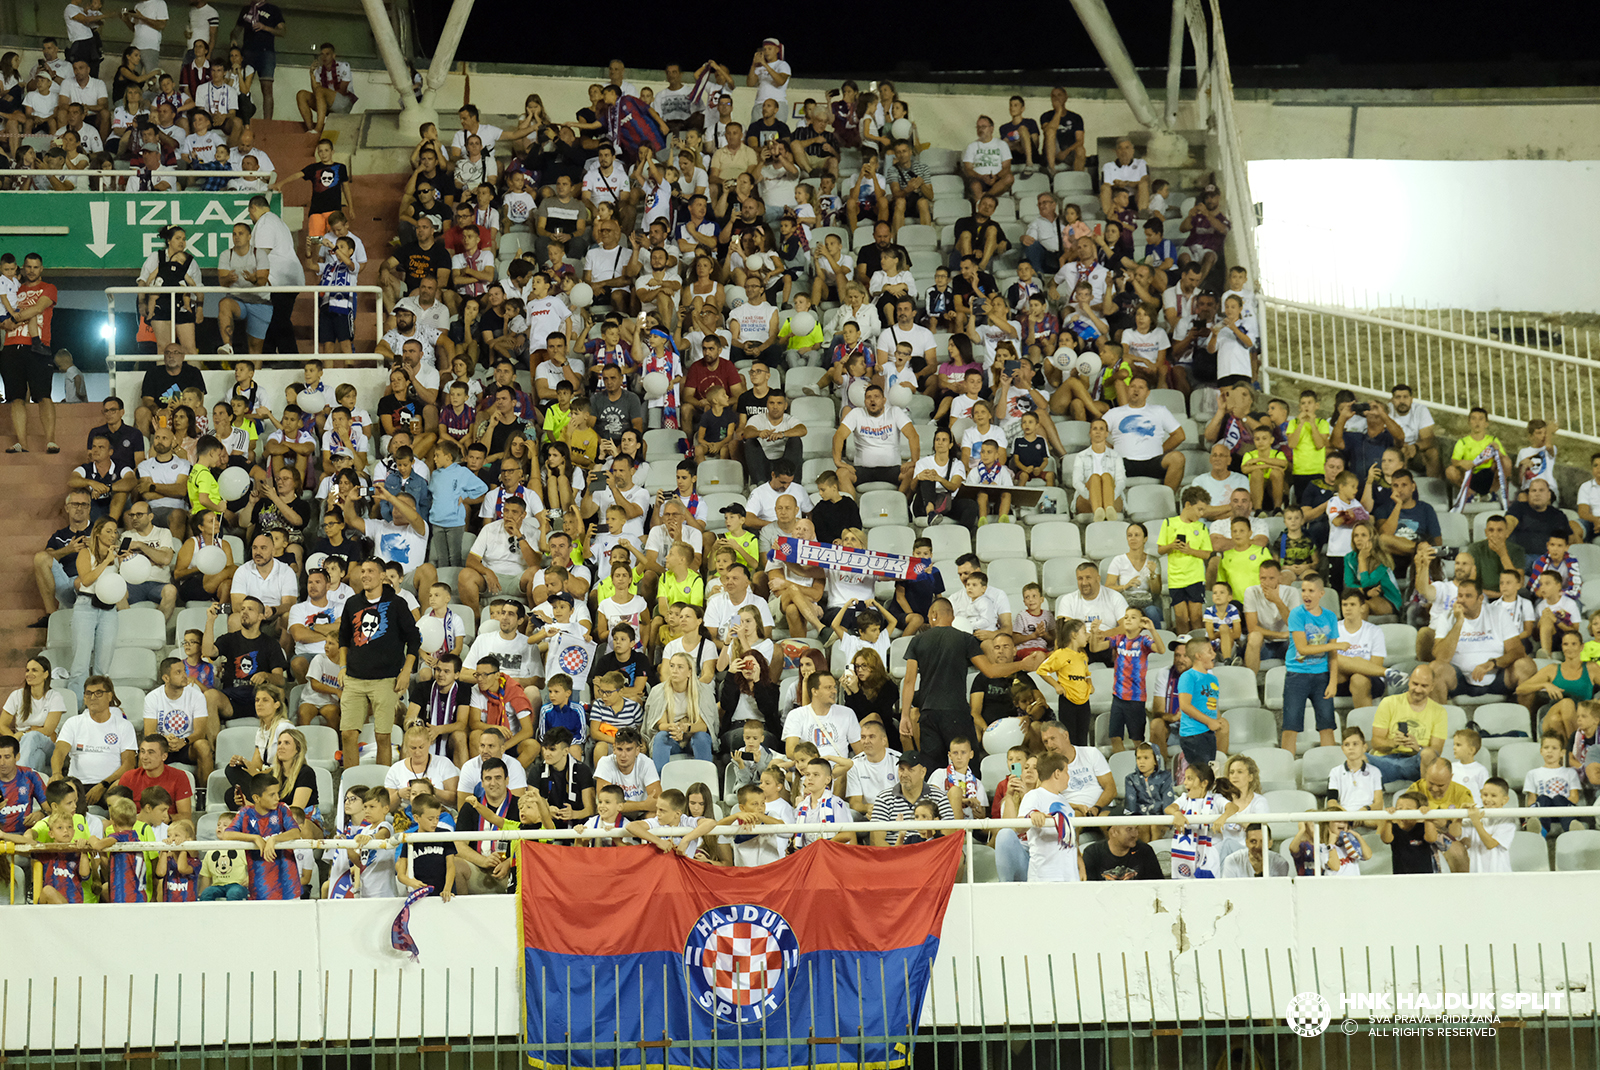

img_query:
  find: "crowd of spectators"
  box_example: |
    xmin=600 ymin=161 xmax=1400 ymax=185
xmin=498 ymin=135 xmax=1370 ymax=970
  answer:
xmin=2 ymin=35 xmax=1600 ymax=902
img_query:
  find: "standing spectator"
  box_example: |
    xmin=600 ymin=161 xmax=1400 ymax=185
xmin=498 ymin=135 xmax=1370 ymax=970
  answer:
xmin=1282 ymin=574 xmax=1340 ymax=753
xmin=337 ymin=559 xmax=421 ymax=769
xmin=246 ymin=194 xmax=303 ymax=355
xmin=2 ymin=253 xmax=58 ymax=453
xmin=120 ymin=0 xmax=168 ymax=63
xmin=236 ymin=0 xmax=282 ymax=121
xmin=745 ymin=38 xmax=790 ymax=123
xmin=67 ymin=517 xmax=124 ymax=702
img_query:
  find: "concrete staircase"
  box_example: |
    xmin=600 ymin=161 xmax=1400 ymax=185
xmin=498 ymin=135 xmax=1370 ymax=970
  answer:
xmin=0 ymin=403 xmax=104 ymax=671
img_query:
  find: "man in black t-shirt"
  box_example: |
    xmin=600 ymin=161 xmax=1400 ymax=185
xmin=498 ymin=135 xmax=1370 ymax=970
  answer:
xmin=950 ymin=196 xmax=1009 ymax=272
xmin=381 ymin=215 xmax=453 ymax=310
xmin=205 ymin=598 xmax=289 ymax=723
xmin=1082 ymin=823 xmax=1165 ymax=880
xmin=969 ymin=634 xmax=1021 ymax=728
xmin=853 ymin=221 xmax=912 ymax=285
xmin=593 ymin=625 xmax=657 ymax=702
xmin=735 ymin=362 xmax=778 ymax=426
xmin=137 ymin=344 xmax=206 ymax=435
xmin=527 ymin=728 xmax=596 ymax=829
xmin=1039 ymin=87 xmax=1086 ymax=173
xmin=33 ymin=490 xmax=93 ymax=621
xmin=237 ymin=0 xmax=285 ymax=121
xmin=745 ymin=99 xmax=791 ymax=148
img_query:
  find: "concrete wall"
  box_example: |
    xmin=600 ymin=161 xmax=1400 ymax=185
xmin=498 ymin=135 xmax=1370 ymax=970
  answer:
xmin=2 ymin=872 xmax=1594 ymax=1044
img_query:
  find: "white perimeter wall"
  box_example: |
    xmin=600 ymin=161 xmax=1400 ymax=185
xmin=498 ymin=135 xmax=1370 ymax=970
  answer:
xmin=3 ymin=872 xmax=1595 ymax=1045
xmin=1249 ymin=158 xmax=1600 ymax=311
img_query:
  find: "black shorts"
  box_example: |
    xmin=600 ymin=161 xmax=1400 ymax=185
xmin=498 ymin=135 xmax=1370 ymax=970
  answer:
xmin=1451 ymin=668 xmax=1509 ymax=698
xmin=1468 ymin=468 xmax=1496 ymax=493
xmin=1124 ymin=456 xmax=1165 ymax=480
xmin=0 ymin=344 xmax=52 ymax=403
xmin=1170 ymin=581 xmax=1206 ymax=605
xmin=152 ymin=297 xmax=196 ymax=325
xmin=853 ymin=464 xmax=902 ymax=486
xmin=220 ymin=686 xmax=256 ymax=715
xmin=176 ymin=573 xmax=212 ymax=603
xmin=1336 ymin=675 xmax=1388 ymax=700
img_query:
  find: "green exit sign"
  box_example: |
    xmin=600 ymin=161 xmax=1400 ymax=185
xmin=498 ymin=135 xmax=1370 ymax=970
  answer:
xmin=0 ymin=191 xmax=283 ymax=270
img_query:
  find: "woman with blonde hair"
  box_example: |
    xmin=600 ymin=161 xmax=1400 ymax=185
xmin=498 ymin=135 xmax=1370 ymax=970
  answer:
xmin=1344 ymin=520 xmax=1401 ymax=616
xmin=644 ymin=653 xmax=718 ymax=767
xmin=268 ymin=726 xmax=320 ymax=812
xmin=1215 ymin=754 xmax=1268 ymax=865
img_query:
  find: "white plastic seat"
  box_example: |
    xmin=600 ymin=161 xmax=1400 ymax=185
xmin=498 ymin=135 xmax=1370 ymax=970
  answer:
xmin=1052 ymin=171 xmax=1093 ymax=196
xmin=214 ymin=725 xmax=260 ymax=767
xmin=696 ymin=459 xmax=744 ymax=493
xmin=800 ymin=426 xmax=834 ymax=459
xmin=106 ymin=648 xmax=158 ymax=688
xmin=1243 ymin=749 xmax=1298 ymax=794
xmin=1495 ymin=741 xmax=1542 ymax=785
xmin=1213 ymin=666 xmax=1259 ymax=710
xmin=1467 ymin=703 xmax=1531 ymax=751
xmin=979 ymin=753 xmax=1010 ymax=794
xmin=1221 ymin=707 xmax=1277 ymax=751
xmin=643 ymin=428 xmax=685 ymax=462
xmin=1437 ymin=513 xmax=1469 ymax=549
xmin=1510 ymin=831 xmax=1551 ymax=872
xmin=790 ymin=396 xmax=836 ymax=427
xmin=1299 ymin=746 xmax=1344 ymax=795
xmin=1263 ymin=788 xmax=1316 ymax=841
xmin=301 ymin=725 xmax=340 ymax=765
xmin=1030 ymin=521 xmax=1082 ymax=559
xmin=1124 ymin=484 xmax=1176 ymax=523
xmin=661 ymin=759 xmax=718 ymax=797
xmin=859 ymin=491 xmax=910 ymax=528
xmin=45 ymin=609 xmax=74 ymax=649
xmin=783 ymin=366 xmax=827 ymax=399
xmin=1041 ymin=556 xmax=1090 ymax=599
xmin=115 ymin=607 xmax=169 ymax=649
xmin=986 ymin=559 xmax=1038 ymax=592
xmin=867 ymin=525 xmax=915 ymax=558
xmin=1023 ymin=486 xmax=1072 ymax=524
xmin=1262 ymin=666 xmax=1286 ymax=711
xmin=897 ymin=224 xmax=939 ymax=249
xmin=922 ymin=525 xmax=972 ymax=559
xmin=1084 ymin=520 xmax=1131 ymax=561
xmin=1554 ymin=830 xmax=1600 ymax=872
xmin=976 ymin=524 xmax=1027 ymax=561
xmin=1378 ymin=624 xmax=1417 ymax=666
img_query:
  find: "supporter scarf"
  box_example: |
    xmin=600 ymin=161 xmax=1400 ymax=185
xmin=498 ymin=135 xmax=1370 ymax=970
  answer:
xmin=492 ymin=485 xmax=526 ymax=520
xmin=391 ymin=886 xmax=434 ymax=961
xmin=1575 ymin=729 xmax=1597 ymax=769
xmin=1450 ymin=443 xmax=1508 ymax=513
xmin=1048 ymin=800 xmax=1073 ymax=845
xmin=315 ymin=61 xmax=340 ymax=92
xmin=425 ymin=680 xmax=462 ymax=746
xmin=328 ymin=869 xmax=357 ymax=899
xmin=687 ymin=63 xmax=719 ymax=109
xmin=941 ymin=766 xmax=979 ymax=799
xmin=1170 ymin=794 xmax=1216 ymax=879
xmin=793 ymin=792 xmax=840 ymax=850
xmin=770 ymin=537 xmax=934 ymax=581
xmin=644 ymin=330 xmax=681 ymax=430
xmin=976 ymin=461 xmax=1003 ymax=484
xmin=474 ymin=792 xmax=512 ymax=852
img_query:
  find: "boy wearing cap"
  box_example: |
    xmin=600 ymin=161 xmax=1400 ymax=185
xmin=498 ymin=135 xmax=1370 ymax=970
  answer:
xmin=714 ymin=503 xmax=761 ymax=574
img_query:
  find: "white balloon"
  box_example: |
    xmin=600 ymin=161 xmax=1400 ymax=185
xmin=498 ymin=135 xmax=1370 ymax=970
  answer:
xmin=92 ymin=571 xmax=127 ymax=605
xmin=847 ymin=382 xmax=866 ymax=408
xmin=193 ymin=545 xmax=226 ymax=576
xmin=641 ymin=371 xmax=670 ymax=400
xmin=118 ymin=555 xmax=152 ymax=585
xmin=568 ymin=282 xmax=594 ymax=308
xmin=1050 ymin=350 xmax=1076 ymax=372
xmin=217 ymin=467 xmax=252 ymax=501
xmin=417 ymin=615 xmax=446 ymax=652
xmin=887 ymin=384 xmax=913 ymax=410
xmin=744 ymin=252 xmax=769 ymax=273
xmin=789 ymin=310 xmax=817 ymax=337
xmin=889 ymin=118 xmax=913 ymax=139
xmin=1073 ymin=354 xmax=1101 ymax=380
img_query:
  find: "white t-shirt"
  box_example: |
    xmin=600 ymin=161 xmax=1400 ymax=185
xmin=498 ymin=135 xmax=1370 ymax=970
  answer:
xmin=252 ymin=211 xmax=302 ymax=286
xmin=363 ymin=518 xmax=429 ymax=575
xmin=1193 ymin=471 xmax=1249 ymax=508
xmin=232 ymin=559 xmax=299 ymax=610
xmin=751 ymin=58 xmax=791 ymax=108
xmin=1101 ymin=158 xmax=1149 ymax=187
xmin=962 ymin=138 xmax=1008 ymax=176
xmin=1387 ymin=401 xmax=1435 ymax=446
xmin=122 ymin=524 xmax=177 ymax=584
xmin=465 ymin=628 xmax=536 ymax=681
xmin=141 ymin=682 xmax=207 ymax=739
xmin=1061 ymin=745 xmax=1111 ymax=808
xmin=1327 ymin=760 xmax=1385 ymax=812
xmin=841 ymin=406 xmax=910 ymax=467
xmin=1449 ymin=609 xmax=1514 ymax=675
xmin=1336 ymin=619 xmax=1387 ymax=664
xmin=593 ymin=754 xmax=660 ymax=802
xmin=1121 ymin=327 xmax=1171 ymax=366
xmin=730 ymin=300 xmax=776 ymax=345
xmin=1464 ymin=815 xmax=1515 ymax=873
xmin=457 ymin=755 xmax=527 ymax=798
xmin=732 ymin=798 xmax=794 ymax=867
xmin=1055 ymin=587 xmax=1129 ymax=634
xmin=383 ymin=755 xmax=458 ymax=795
xmin=304 ymin=654 xmax=341 ymax=706
xmin=875 ymin=322 xmax=937 ymax=363
xmin=287 ymin=597 xmax=339 ymax=656
xmin=845 ymin=749 xmax=900 ymax=803
xmin=57 ymin=712 xmax=138 ymax=783
xmin=187 ymin=3 xmax=218 ymax=50
xmin=130 ymin=0 xmax=168 ymax=51
xmin=3 ymin=687 xmax=67 ymax=733
xmin=1104 ymin=403 xmax=1179 ymax=462
xmin=1020 ymin=786 xmax=1081 ymax=882
xmin=781 ymin=704 xmax=862 ymax=757
xmin=1242 ymin=585 xmax=1290 ymax=632
xmin=1325 ymin=496 xmax=1359 ymax=558
xmin=452 ymin=123 xmax=504 ymax=156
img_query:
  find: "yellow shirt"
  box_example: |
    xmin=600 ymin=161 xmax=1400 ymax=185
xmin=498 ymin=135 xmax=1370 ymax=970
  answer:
xmin=1219 ymin=545 xmax=1269 ymax=597
xmin=658 ymin=570 xmax=705 ymax=608
xmin=1240 ymin=447 xmax=1285 ymax=475
xmin=1452 ymin=434 xmax=1503 ymax=472
xmin=186 ymin=464 xmax=221 ymax=513
xmin=1040 ymin=647 xmax=1091 ymax=704
xmin=1159 ymin=516 xmax=1212 ymax=587
xmin=1287 ymin=418 xmax=1330 ymax=475
xmin=724 ymin=530 xmax=761 ymax=570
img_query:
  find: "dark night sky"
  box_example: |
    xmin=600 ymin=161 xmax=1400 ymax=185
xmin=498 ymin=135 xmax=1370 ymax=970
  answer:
xmin=418 ymin=0 xmax=1600 ymax=89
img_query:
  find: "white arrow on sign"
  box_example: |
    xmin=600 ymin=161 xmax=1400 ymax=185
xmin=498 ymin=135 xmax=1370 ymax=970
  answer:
xmin=87 ymin=201 xmax=116 ymax=258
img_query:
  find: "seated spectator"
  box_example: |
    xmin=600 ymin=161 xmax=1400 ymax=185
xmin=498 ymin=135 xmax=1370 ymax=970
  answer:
xmin=1427 ymin=578 xmax=1536 ymax=703
xmin=960 ymin=115 xmax=1012 ymax=204
xmin=1508 ymin=478 xmax=1582 ymax=570
xmin=1219 ymin=825 xmax=1292 ymax=877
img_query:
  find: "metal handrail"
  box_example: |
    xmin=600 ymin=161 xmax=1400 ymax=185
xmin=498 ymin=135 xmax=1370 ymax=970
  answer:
xmin=104 ymin=284 xmax=387 ymax=389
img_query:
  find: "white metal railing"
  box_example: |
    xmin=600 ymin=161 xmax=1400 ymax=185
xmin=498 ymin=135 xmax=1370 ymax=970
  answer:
xmin=104 ymin=284 xmax=387 ymax=391
xmin=14 ymin=169 xmax=278 ymax=181
xmin=1263 ymin=294 xmax=1600 ymax=445
xmin=11 ymin=805 xmax=1589 ymax=894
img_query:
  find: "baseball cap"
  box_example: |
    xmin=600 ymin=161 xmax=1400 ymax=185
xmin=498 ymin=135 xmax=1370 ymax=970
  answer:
xmin=897 ymin=751 xmax=926 ymax=768
xmin=1202 ymin=183 xmax=1219 ymax=194
xmin=721 ymin=503 xmax=748 ymax=517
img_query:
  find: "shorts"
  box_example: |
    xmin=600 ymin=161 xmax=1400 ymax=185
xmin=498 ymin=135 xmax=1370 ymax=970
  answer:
xmin=898 ymin=190 xmax=930 ymax=212
xmin=1259 ymin=639 xmax=1290 ymax=660
xmin=1181 ymin=243 xmax=1212 ymax=263
xmin=852 ymin=464 xmax=902 ymax=486
xmin=241 ymin=301 xmax=273 ymax=340
xmin=0 ymin=344 xmax=52 ymax=403
xmin=308 ymin=211 xmax=336 ymax=238
xmin=243 ymin=48 xmax=277 ymax=81
xmin=1282 ymin=670 xmax=1335 ymax=734
xmin=220 ymin=685 xmax=256 ymax=716
xmin=1336 ymin=675 xmax=1388 ymax=700
xmin=1170 ymin=582 xmax=1206 ymax=605
xmin=339 ymin=674 xmax=400 ymax=734
xmin=1086 ymin=644 xmax=1114 ymax=668
xmin=1451 ymin=668 xmax=1509 ymax=698
xmin=1109 ymin=696 xmax=1147 ymax=742
xmin=152 ymin=297 xmax=196 ymax=325
xmin=125 ymin=579 xmax=168 ymax=605
xmin=177 ymin=573 xmax=213 ymax=603
xmin=1124 ymin=456 xmax=1165 ymax=480
xmin=319 ymin=308 xmax=355 ymax=343
xmin=1467 ymin=467 xmax=1496 ymax=493
xmin=329 ymin=92 xmax=355 ymax=115
xmin=1180 ymin=729 xmax=1217 ymax=767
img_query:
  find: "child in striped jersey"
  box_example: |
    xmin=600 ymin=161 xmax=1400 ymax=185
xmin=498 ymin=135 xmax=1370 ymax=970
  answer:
xmin=157 ymin=817 xmax=200 ymax=901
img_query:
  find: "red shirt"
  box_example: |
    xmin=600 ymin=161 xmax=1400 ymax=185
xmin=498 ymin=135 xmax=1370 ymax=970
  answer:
xmin=683 ymin=356 xmax=741 ymax=400
xmin=441 ymin=225 xmax=491 ymax=256
xmin=119 ymin=764 xmax=194 ymax=809
xmin=4 ymin=281 xmax=55 ymax=346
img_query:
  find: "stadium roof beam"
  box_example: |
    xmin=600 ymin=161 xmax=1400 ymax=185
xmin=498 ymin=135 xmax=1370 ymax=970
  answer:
xmin=1070 ymin=0 xmax=1191 ymax=165
xmin=361 ymin=0 xmax=476 ymax=129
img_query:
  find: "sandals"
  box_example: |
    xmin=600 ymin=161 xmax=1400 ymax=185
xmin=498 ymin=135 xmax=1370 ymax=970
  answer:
xmin=45 ymin=442 xmax=59 ymax=453
xmin=6 ymin=443 xmax=25 ymax=453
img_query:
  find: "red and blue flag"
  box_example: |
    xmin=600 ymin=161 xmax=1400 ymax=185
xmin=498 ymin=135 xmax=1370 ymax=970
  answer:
xmin=520 ymin=834 xmax=962 ymax=1069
